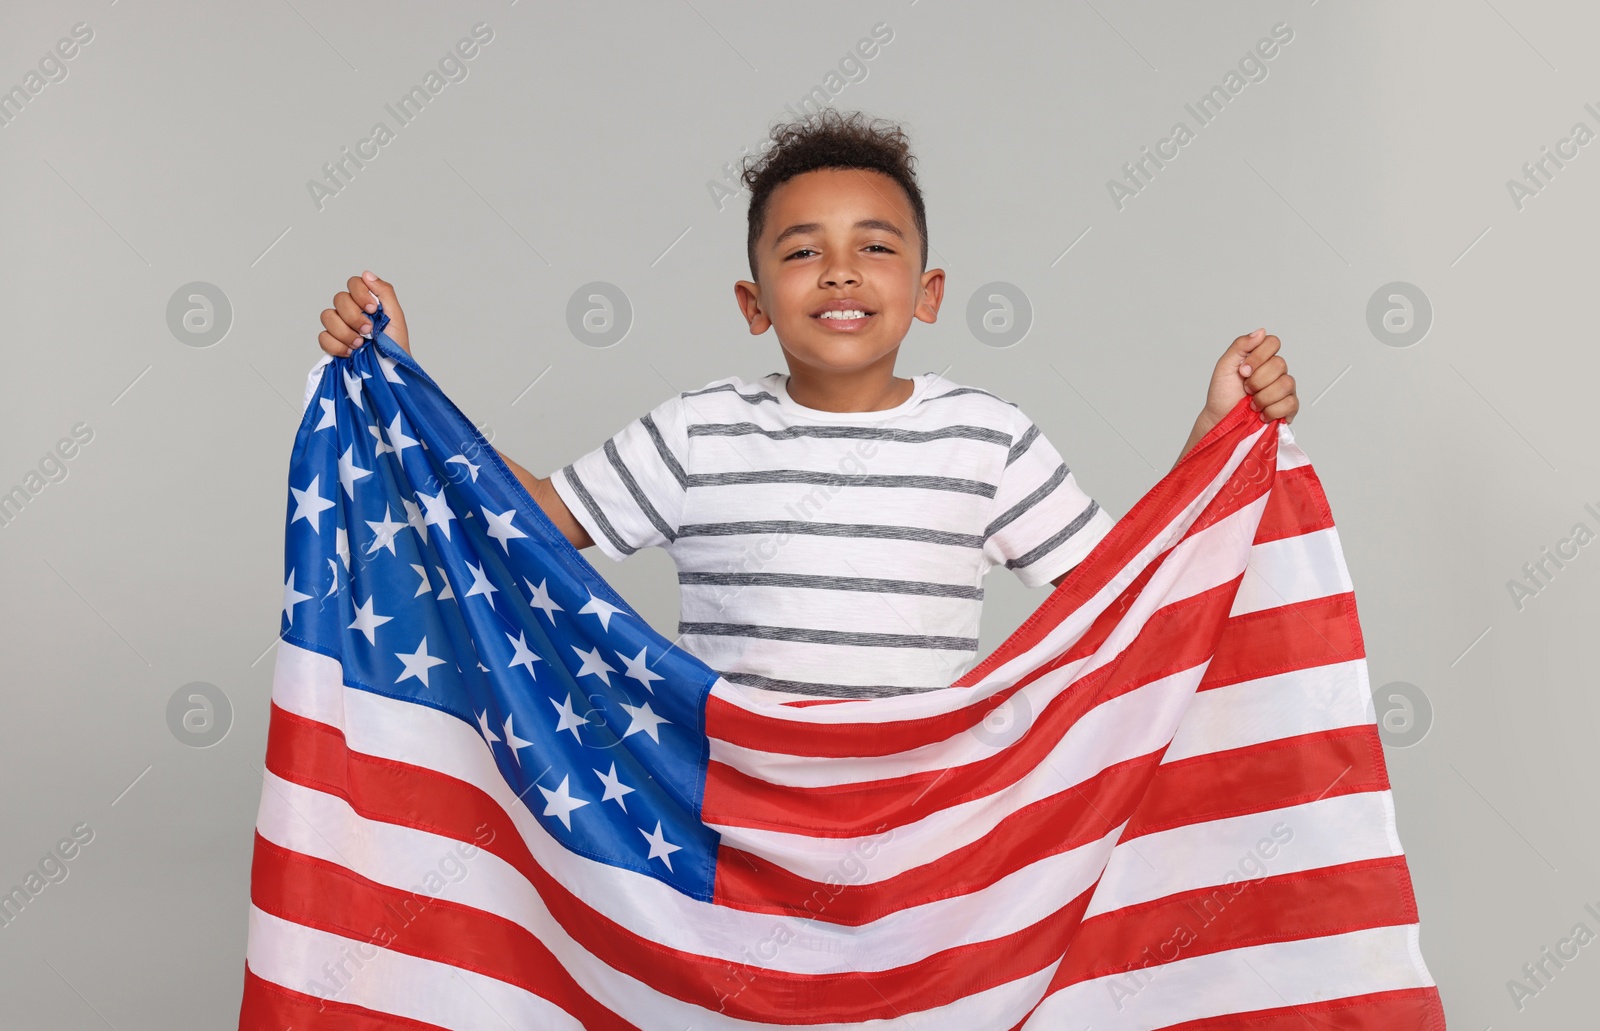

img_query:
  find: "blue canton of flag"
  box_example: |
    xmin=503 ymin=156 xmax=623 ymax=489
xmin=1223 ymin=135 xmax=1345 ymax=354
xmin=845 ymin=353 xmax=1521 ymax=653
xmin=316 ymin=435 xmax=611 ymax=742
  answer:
xmin=280 ymin=302 xmax=719 ymax=898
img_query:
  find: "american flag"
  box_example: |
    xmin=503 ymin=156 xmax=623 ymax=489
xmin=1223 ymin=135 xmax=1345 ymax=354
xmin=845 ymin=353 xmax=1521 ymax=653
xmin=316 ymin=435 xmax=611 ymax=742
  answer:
xmin=239 ymin=304 xmax=1446 ymax=1029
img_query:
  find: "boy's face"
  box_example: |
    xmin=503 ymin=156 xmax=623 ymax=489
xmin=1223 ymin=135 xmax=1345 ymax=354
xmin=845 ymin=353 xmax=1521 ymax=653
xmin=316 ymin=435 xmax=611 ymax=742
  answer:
xmin=735 ymin=168 xmax=943 ymax=378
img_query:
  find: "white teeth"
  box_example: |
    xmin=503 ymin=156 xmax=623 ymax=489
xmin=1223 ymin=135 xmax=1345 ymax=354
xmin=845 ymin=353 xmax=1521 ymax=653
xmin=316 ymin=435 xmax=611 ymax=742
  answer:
xmin=818 ymin=310 xmax=868 ymax=320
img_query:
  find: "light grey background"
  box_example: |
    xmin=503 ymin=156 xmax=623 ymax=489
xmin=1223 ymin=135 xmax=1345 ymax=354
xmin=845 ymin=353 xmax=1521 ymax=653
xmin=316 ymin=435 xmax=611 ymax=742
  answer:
xmin=1 ymin=0 xmax=1593 ymax=1026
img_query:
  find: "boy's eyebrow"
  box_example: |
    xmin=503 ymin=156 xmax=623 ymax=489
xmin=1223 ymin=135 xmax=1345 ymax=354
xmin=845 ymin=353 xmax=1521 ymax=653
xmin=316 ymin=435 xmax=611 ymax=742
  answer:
xmin=771 ymin=218 xmax=906 ymax=250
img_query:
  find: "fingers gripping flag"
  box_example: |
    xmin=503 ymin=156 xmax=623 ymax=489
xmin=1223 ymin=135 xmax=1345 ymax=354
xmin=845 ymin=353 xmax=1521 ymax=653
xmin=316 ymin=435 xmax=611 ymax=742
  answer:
xmin=240 ymin=303 xmax=1446 ymax=1029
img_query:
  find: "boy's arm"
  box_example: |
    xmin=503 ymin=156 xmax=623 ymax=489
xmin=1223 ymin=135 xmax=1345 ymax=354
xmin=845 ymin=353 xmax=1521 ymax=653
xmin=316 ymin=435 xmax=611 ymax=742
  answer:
xmin=494 ymin=449 xmax=595 ymax=551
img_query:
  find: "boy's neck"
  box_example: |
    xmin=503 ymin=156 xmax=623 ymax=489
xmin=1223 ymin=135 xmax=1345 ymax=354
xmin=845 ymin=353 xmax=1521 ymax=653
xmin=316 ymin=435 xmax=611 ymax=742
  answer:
xmin=780 ymin=350 xmax=916 ymax=413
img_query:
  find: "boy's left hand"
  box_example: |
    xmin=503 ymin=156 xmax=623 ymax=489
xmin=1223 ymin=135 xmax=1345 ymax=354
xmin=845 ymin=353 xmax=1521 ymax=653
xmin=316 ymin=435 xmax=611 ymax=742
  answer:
xmin=1202 ymin=328 xmax=1298 ymax=427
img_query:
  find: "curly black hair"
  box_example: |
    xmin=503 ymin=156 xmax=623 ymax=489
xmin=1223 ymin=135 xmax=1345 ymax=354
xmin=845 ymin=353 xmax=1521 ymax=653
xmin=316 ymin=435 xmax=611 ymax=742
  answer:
xmin=739 ymin=108 xmax=928 ymax=282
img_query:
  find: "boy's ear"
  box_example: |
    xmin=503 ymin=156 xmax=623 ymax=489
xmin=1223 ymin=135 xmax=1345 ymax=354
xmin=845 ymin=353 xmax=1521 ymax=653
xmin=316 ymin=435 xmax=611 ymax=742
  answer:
xmin=913 ymin=268 xmax=946 ymax=324
xmin=733 ymin=279 xmax=771 ymax=334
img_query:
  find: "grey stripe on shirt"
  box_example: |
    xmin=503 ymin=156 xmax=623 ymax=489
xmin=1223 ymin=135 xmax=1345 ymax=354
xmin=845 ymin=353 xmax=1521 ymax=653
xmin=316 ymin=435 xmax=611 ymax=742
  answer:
xmin=603 ymin=439 xmax=676 ymax=543
xmin=639 ymin=414 xmax=687 ymax=488
xmin=689 ymin=422 xmax=1012 ymax=447
xmin=679 ymin=621 xmax=979 ymax=651
xmin=928 ymin=386 xmax=1016 ymax=406
xmin=679 ymin=570 xmax=984 ymax=600
xmin=687 ymin=469 xmax=997 ymax=497
xmin=719 ymin=670 xmax=948 ymax=699
xmin=682 ymin=383 xmax=780 ymax=405
xmin=675 ymin=520 xmax=985 ymax=549
xmin=1006 ymin=500 xmax=1101 ymax=570
xmin=984 ymin=462 xmax=1069 ymax=539
xmin=1006 ymin=424 xmax=1041 ymax=466
xmin=561 ymin=464 xmax=637 ymax=556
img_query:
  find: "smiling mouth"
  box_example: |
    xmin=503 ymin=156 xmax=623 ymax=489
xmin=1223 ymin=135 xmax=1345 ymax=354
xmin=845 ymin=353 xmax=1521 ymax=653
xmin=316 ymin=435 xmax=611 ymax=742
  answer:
xmin=812 ymin=310 xmax=875 ymax=329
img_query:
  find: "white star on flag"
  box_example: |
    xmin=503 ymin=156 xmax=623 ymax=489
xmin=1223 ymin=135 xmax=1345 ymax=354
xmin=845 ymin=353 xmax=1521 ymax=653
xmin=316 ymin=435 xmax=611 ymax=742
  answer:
xmin=384 ymin=414 xmax=420 ymax=456
xmin=334 ymin=526 xmax=350 ymax=570
xmin=505 ymin=630 xmax=542 ymax=678
xmin=464 ymin=560 xmax=499 ymax=606
xmin=538 ymin=775 xmax=589 ymax=831
xmin=338 ymin=445 xmax=372 ymax=500
xmin=416 ymin=488 xmax=457 ymax=541
xmin=282 ymin=570 xmax=313 ymax=625
xmin=619 ymin=700 xmax=670 ymax=743
xmin=341 ymin=367 xmax=365 ymax=410
xmin=402 ymin=497 xmax=428 ymax=545
xmin=434 ymin=565 xmax=454 ymax=600
xmin=550 ymin=693 xmax=590 ymax=742
xmin=481 ymin=507 xmax=527 ymax=553
xmin=314 ymin=398 xmax=336 ymax=431
xmin=571 ymin=645 xmax=616 ymax=685
xmin=348 ymin=595 xmax=392 ymax=645
xmin=409 ymin=564 xmax=432 ymax=598
xmin=578 ymin=592 xmax=625 ymax=632
xmin=377 ymin=353 xmax=404 ymax=384
xmin=593 ymin=763 xmax=635 ymax=812
xmin=364 ymin=505 xmax=407 ymax=555
xmin=639 ymin=821 xmax=682 ymax=871
xmin=525 ymin=578 xmax=563 ymax=623
xmin=618 ymin=647 xmax=665 ymax=693
xmin=368 ymin=424 xmax=393 ymax=456
xmin=476 ymin=709 xmax=501 ymax=745
xmin=395 ymin=636 xmax=448 ymax=688
xmin=502 ymin=713 xmax=534 ymax=765
xmin=290 ymin=475 xmax=336 ymax=532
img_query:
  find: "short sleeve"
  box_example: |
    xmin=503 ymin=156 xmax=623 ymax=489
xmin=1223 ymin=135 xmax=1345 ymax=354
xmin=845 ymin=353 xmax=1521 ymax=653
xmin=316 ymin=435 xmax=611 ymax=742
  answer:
xmin=550 ymin=394 xmax=690 ymax=562
xmin=982 ymin=414 xmax=1115 ymax=587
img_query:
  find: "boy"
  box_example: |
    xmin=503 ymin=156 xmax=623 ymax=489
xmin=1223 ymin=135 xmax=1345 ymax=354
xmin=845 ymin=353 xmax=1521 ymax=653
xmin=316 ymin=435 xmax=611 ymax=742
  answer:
xmin=314 ymin=109 xmax=1298 ymax=700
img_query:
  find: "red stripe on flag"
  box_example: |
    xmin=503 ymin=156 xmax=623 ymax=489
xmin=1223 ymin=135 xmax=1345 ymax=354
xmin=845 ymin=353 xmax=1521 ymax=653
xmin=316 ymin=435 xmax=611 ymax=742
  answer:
xmin=1201 ymin=593 xmax=1364 ymax=691
xmin=1004 ymin=986 xmax=1445 ymax=1031
xmin=1150 ymin=987 xmax=1446 ymax=1030
xmin=250 ymin=833 xmax=638 ymax=1030
xmin=1126 ymin=726 xmax=1390 ymax=840
xmin=1253 ymin=465 xmax=1334 ymax=544
xmin=1056 ymin=858 xmax=1424 ymax=987
xmin=239 ymin=962 xmax=455 ymax=1030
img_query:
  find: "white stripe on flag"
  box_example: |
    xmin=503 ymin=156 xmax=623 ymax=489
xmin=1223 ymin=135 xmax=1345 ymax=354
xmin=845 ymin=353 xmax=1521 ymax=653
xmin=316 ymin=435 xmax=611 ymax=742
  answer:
xmin=1086 ymin=791 xmax=1402 ymax=917
xmin=247 ymin=905 xmax=587 ymax=1031
xmin=1024 ymin=924 xmax=1432 ymax=1030
xmin=1229 ymin=527 xmax=1352 ymax=616
xmin=1165 ymin=659 xmax=1374 ymax=763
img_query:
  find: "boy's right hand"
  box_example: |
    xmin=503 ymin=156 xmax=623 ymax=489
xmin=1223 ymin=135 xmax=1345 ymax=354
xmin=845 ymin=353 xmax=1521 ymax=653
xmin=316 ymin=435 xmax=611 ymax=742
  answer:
xmin=319 ymin=270 xmax=410 ymax=357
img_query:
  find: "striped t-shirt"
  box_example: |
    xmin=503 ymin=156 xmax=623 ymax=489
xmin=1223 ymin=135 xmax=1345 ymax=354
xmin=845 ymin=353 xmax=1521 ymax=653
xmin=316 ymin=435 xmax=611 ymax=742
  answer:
xmin=550 ymin=371 xmax=1115 ymax=699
